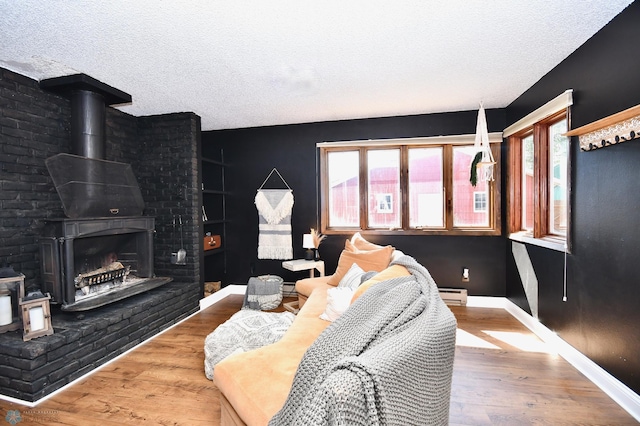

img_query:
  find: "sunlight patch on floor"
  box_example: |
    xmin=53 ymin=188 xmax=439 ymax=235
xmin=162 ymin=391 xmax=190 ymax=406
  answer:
xmin=455 ymin=328 xmax=500 ymax=349
xmin=456 ymin=328 xmax=559 ymax=355
xmin=483 ymin=330 xmax=558 ymax=355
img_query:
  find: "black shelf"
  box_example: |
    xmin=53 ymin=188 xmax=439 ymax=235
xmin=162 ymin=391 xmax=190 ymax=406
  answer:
xmin=203 ymin=189 xmax=228 ymax=195
xmin=202 ymin=157 xmax=226 ymax=167
xmin=204 ymin=248 xmax=225 ymax=257
xmin=204 ymin=219 xmax=227 ymax=225
xmin=201 ymin=148 xmax=228 ymax=290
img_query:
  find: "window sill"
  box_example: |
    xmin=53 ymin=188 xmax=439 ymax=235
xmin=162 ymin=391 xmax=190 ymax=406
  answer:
xmin=322 ymin=227 xmax=502 ymax=237
xmin=509 ymin=232 xmax=567 ymax=252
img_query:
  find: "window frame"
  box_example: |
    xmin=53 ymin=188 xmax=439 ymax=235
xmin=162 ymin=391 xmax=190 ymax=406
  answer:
xmin=319 ymin=136 xmax=502 ymax=236
xmin=507 ymin=110 xmax=571 ymax=251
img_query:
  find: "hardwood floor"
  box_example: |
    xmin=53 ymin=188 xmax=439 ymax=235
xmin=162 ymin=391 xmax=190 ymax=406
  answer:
xmin=0 ymin=295 xmax=636 ymax=425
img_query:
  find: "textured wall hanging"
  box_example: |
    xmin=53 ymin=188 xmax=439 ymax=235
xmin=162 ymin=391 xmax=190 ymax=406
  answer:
xmin=255 ymin=169 xmax=294 ymax=260
xmin=565 ymin=104 xmax=640 ymax=151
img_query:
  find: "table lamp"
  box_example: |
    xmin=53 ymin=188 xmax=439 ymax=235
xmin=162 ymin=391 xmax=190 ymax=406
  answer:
xmin=303 ymin=234 xmax=315 ymax=260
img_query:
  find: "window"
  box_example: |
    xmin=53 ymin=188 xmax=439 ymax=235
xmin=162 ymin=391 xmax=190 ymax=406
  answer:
xmin=473 ymin=192 xmax=488 ymax=213
xmin=505 ymin=90 xmax=572 ymax=250
xmin=376 ymin=194 xmax=393 ymax=213
xmin=319 ymin=135 xmax=501 ymax=236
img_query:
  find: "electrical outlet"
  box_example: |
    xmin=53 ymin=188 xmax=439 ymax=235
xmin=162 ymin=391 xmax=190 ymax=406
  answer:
xmin=462 ymin=267 xmax=470 ymax=282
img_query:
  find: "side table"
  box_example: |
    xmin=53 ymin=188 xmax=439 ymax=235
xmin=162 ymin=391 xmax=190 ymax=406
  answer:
xmin=281 ymin=259 xmax=325 ymax=278
xmin=281 ymin=259 xmax=325 ymax=314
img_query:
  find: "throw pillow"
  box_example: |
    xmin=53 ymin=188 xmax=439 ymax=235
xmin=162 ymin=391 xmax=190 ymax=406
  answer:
xmin=320 ymin=287 xmax=355 ymax=322
xmin=350 ymin=264 xmax=412 ymax=304
xmin=327 ymin=245 xmax=394 ymax=286
xmin=337 ymin=263 xmax=365 ymax=290
xmin=350 ymin=232 xmax=386 ymax=251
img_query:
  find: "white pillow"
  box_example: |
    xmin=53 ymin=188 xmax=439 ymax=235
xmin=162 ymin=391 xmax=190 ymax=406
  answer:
xmin=320 ymin=287 xmax=355 ymax=322
xmin=390 ymin=249 xmax=405 ymax=262
xmin=337 ymin=262 xmax=365 ymax=290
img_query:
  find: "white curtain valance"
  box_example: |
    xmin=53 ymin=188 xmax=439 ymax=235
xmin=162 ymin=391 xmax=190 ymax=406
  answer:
xmin=317 ymin=132 xmax=503 ymax=148
xmin=503 ymin=89 xmax=573 ymax=137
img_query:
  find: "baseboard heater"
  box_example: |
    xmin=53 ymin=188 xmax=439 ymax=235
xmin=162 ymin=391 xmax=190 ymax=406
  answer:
xmin=439 ymin=288 xmax=468 ymax=306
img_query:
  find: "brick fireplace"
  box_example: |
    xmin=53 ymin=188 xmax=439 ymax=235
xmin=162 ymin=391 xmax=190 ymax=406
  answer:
xmin=0 ymin=67 xmax=203 ymax=402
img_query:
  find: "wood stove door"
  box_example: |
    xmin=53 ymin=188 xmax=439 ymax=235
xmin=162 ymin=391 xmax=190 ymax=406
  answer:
xmin=39 ymin=237 xmax=65 ymax=305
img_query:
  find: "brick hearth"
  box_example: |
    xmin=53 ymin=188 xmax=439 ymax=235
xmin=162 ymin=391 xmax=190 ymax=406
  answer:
xmin=0 ymin=281 xmax=199 ymax=402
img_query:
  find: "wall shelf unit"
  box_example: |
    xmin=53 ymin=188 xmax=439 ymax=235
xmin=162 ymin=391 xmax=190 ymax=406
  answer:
xmin=201 ymin=148 xmax=228 ymax=289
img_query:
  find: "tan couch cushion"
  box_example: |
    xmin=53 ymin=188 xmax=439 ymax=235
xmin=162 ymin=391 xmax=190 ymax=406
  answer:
xmin=326 ymin=244 xmax=393 ymax=286
xmin=295 ymin=276 xmax=332 ymax=297
xmin=214 ymin=287 xmax=331 ymax=426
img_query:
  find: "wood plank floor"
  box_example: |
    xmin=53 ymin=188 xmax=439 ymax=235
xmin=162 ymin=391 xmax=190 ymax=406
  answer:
xmin=0 ymin=295 xmax=636 ymax=425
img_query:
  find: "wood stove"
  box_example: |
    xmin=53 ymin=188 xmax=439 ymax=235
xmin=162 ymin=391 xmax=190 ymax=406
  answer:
xmin=40 ymin=216 xmax=171 ymax=311
xmin=38 ymin=74 xmax=171 ymax=311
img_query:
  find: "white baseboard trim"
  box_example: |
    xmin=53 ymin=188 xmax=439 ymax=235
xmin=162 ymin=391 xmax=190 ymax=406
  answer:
xmin=467 ymin=296 xmax=640 ymax=422
xmin=466 ymin=295 xmax=508 ymax=309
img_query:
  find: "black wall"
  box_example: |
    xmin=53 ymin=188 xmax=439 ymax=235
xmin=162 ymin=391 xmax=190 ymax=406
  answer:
xmin=203 ymin=109 xmax=507 ymax=296
xmin=505 ymin=2 xmax=640 ymax=394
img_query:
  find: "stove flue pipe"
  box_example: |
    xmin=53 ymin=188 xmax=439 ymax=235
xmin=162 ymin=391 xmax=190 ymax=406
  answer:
xmin=70 ymin=89 xmax=106 ymax=159
xmin=40 ymin=74 xmax=131 ymax=160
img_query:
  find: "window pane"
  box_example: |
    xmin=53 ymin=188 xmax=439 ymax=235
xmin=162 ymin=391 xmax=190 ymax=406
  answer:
xmin=550 ymin=119 xmax=568 ymax=235
xmin=522 ymin=134 xmax=534 ymax=231
xmin=367 ymin=149 xmax=400 ymax=229
xmin=453 ymin=146 xmax=489 ymax=227
xmin=327 ymin=151 xmax=359 ymax=227
xmin=408 ymin=147 xmax=443 ymax=227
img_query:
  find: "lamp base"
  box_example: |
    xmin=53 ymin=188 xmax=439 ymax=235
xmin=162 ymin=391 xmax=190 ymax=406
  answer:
xmin=304 ymin=249 xmax=315 ymax=260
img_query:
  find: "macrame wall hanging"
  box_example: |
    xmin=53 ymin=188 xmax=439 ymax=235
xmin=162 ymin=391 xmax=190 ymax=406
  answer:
xmin=470 ymin=102 xmax=496 ymax=187
xmin=255 ymin=168 xmax=294 ymax=260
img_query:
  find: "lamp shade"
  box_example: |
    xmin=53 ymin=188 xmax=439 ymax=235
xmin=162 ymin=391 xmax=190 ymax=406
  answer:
xmin=302 ymin=234 xmax=314 ymax=249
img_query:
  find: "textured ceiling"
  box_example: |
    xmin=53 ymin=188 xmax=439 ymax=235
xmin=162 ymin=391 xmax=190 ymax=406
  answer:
xmin=0 ymin=1 xmax=633 ymax=131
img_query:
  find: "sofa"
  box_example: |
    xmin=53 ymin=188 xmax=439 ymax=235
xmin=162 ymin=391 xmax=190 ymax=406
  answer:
xmin=213 ymin=234 xmax=457 ymax=426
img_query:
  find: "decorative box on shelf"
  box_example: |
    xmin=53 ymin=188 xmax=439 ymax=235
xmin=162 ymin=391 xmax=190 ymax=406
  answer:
xmin=204 ymin=234 xmax=221 ymax=251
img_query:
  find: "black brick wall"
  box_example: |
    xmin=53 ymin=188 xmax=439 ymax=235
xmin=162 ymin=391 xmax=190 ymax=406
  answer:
xmin=137 ymin=113 xmax=202 ymax=284
xmin=0 ymin=68 xmax=69 ymax=281
xmin=0 ymin=67 xmax=202 ymax=401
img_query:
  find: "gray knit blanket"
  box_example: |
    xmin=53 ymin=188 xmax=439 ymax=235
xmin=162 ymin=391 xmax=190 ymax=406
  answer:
xmin=269 ymin=255 xmax=457 ymax=426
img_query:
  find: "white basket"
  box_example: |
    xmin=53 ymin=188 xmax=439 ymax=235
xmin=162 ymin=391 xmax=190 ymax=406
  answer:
xmin=254 ymin=275 xmax=283 ymax=310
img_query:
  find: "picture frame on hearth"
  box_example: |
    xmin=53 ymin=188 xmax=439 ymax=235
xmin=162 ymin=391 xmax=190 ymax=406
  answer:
xmin=20 ymin=290 xmax=54 ymax=342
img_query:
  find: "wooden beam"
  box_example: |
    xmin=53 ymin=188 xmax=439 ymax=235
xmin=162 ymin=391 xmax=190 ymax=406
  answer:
xmin=564 ymin=104 xmax=640 ymax=136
